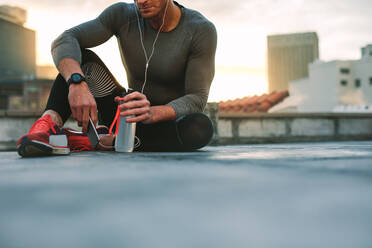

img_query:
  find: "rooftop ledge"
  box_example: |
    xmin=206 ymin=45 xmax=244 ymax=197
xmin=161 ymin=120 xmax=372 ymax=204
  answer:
xmin=1 ymin=109 xmax=372 ymax=150
xmin=2 ymin=110 xmax=372 ymax=119
xmin=219 ymin=111 xmax=372 ymax=118
xmin=0 ymin=110 xmax=43 ymax=117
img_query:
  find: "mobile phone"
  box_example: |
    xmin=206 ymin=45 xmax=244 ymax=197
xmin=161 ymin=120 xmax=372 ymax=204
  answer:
xmin=87 ymin=118 xmax=100 ymax=148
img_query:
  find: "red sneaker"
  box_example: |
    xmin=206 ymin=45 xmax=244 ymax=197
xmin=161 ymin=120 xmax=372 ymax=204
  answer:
xmin=65 ymin=126 xmax=110 ymax=152
xmin=16 ymin=114 xmax=70 ymax=157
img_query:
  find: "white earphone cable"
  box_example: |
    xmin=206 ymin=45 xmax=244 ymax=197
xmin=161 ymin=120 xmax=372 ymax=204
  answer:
xmin=135 ymin=0 xmax=170 ymax=93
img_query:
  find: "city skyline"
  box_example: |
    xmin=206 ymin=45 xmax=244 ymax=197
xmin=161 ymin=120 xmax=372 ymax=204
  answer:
xmin=0 ymin=0 xmax=371 ymax=101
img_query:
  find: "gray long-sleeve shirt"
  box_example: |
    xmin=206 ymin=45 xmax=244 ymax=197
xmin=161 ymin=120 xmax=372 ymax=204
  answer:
xmin=51 ymin=1 xmax=217 ymax=118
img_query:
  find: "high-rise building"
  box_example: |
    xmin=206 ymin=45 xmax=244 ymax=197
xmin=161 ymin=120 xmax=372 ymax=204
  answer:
xmin=267 ymin=32 xmax=319 ymax=92
xmin=0 ymin=5 xmax=27 ymax=26
xmin=0 ymin=6 xmax=54 ymax=111
xmin=0 ymin=5 xmax=36 ymax=80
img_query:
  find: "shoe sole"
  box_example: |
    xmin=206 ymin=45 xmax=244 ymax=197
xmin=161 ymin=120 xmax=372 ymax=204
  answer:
xmin=17 ymin=137 xmax=70 ymax=158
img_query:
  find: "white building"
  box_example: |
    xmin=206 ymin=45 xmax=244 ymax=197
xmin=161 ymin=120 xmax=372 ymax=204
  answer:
xmin=270 ymin=44 xmax=372 ymax=113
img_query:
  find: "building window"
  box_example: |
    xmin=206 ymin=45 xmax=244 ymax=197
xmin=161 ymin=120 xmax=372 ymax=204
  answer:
xmin=340 ymin=80 xmax=348 ymax=86
xmin=355 ymin=79 xmax=361 ymax=88
xmin=340 ymin=68 xmax=350 ymax=74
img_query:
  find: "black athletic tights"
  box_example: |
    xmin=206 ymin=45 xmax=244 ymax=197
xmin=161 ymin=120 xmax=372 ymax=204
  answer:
xmin=45 ymin=49 xmax=214 ymax=152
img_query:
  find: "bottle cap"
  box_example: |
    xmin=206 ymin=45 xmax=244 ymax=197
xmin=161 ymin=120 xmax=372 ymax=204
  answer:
xmin=121 ymin=88 xmax=134 ymax=98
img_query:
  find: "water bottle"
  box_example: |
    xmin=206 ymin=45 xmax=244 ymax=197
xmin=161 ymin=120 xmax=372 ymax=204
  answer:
xmin=115 ymin=89 xmax=136 ymax=152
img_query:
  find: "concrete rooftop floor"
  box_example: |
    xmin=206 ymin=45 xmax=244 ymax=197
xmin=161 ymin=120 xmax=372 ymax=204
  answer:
xmin=1 ymin=141 xmax=372 ymax=248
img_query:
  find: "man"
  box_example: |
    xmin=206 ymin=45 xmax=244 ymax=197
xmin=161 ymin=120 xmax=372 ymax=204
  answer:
xmin=17 ymin=0 xmax=217 ymax=157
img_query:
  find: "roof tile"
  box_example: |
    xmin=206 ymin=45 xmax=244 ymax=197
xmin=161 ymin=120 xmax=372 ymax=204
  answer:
xmin=219 ymin=90 xmax=289 ymax=113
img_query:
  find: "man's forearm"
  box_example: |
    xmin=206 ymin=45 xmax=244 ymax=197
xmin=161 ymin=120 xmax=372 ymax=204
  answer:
xmin=146 ymin=105 xmax=176 ymax=124
xmin=57 ymin=57 xmax=98 ymax=131
xmin=57 ymin=58 xmax=84 ymax=82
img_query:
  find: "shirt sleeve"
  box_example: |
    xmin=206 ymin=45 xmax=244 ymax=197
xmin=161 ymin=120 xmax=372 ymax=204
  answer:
xmin=51 ymin=3 xmax=128 ymax=67
xmin=167 ymin=21 xmax=217 ymax=118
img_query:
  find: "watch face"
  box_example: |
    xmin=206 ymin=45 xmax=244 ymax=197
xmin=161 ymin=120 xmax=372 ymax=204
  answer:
xmin=71 ymin=74 xmax=82 ymax=83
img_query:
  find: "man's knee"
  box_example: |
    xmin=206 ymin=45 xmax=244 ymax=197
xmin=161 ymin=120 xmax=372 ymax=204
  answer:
xmin=81 ymin=49 xmax=102 ymax=65
xmin=176 ymin=113 xmax=214 ymax=150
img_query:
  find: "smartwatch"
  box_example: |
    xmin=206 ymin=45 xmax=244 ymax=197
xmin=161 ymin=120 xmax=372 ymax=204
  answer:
xmin=67 ymin=73 xmax=86 ymax=86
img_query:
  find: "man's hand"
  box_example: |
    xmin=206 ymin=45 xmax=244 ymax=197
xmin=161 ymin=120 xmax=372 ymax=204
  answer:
xmin=115 ymin=91 xmax=151 ymax=123
xmin=57 ymin=58 xmax=97 ymax=133
xmin=68 ymin=82 xmax=97 ymax=133
xmin=115 ymin=91 xmax=176 ymax=124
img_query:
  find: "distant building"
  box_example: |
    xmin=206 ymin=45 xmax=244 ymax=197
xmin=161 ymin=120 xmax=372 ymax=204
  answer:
xmin=361 ymin=44 xmax=372 ymax=58
xmin=0 ymin=6 xmax=54 ymax=112
xmin=37 ymin=65 xmax=58 ymax=80
xmin=0 ymin=78 xmax=53 ymax=111
xmin=0 ymin=6 xmax=36 ymax=80
xmin=0 ymin=5 xmax=26 ymax=26
xmin=267 ymin=32 xmax=319 ymax=92
xmin=270 ymin=45 xmax=372 ymax=113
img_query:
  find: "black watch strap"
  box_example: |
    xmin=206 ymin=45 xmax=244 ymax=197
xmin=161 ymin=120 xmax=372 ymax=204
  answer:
xmin=67 ymin=73 xmax=86 ymax=86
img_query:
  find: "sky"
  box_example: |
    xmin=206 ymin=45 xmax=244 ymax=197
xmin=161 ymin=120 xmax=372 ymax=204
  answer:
xmin=1 ymin=0 xmax=371 ymax=101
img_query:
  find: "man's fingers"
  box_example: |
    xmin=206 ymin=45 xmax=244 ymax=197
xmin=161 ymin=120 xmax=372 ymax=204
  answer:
xmin=119 ymin=99 xmax=150 ymax=111
xmin=120 ymin=106 xmax=150 ymax=117
xmin=114 ymin=96 xmax=123 ymax=102
xmin=121 ymin=106 xmax=151 ymax=123
xmin=75 ymin=106 xmax=83 ymax=125
xmin=82 ymin=106 xmax=90 ymax=133
xmin=68 ymin=82 xmax=98 ymax=132
xmin=115 ymin=92 xmax=146 ymax=103
xmin=70 ymin=107 xmax=77 ymax=121
xmin=123 ymin=91 xmax=146 ymax=102
xmin=90 ymin=103 xmax=98 ymax=127
xmin=114 ymin=91 xmax=151 ymax=124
